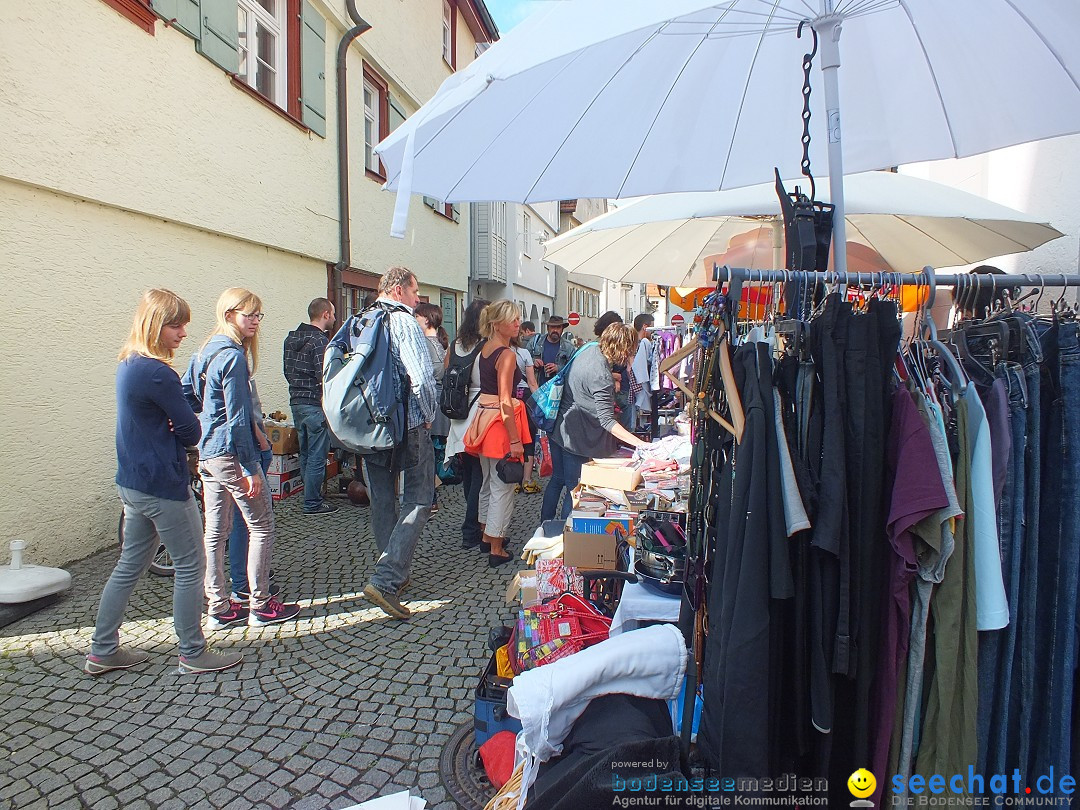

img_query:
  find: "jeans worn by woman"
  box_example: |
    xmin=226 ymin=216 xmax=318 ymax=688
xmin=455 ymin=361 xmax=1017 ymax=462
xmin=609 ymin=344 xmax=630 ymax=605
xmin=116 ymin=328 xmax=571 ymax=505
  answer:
xmin=227 ymin=447 xmax=273 ymax=596
xmin=540 ymin=440 xmax=587 ymax=522
xmin=93 ymin=488 xmax=206 ymax=659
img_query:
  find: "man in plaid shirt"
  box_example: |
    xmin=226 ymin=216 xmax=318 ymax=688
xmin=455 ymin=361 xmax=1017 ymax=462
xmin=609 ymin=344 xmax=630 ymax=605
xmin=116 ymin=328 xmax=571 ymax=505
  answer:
xmin=362 ymin=267 xmax=437 ymax=621
xmin=284 ymin=297 xmax=337 ymax=514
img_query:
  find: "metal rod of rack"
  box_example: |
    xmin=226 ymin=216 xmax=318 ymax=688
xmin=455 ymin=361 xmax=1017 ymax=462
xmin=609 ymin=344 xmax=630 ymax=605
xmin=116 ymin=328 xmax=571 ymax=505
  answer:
xmin=713 ymin=264 xmax=1080 ymax=290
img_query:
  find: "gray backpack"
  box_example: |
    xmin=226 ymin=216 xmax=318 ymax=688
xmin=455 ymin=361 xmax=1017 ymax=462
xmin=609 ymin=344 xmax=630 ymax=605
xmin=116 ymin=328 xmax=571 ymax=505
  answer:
xmin=322 ymin=304 xmax=409 ymax=454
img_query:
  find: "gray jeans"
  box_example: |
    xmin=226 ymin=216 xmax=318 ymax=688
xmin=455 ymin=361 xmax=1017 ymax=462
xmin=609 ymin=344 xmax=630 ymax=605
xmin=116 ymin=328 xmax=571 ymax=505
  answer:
xmin=92 ymin=487 xmax=207 ymax=659
xmin=200 ymin=456 xmax=275 ymax=613
xmin=366 ymin=426 xmax=434 ymax=594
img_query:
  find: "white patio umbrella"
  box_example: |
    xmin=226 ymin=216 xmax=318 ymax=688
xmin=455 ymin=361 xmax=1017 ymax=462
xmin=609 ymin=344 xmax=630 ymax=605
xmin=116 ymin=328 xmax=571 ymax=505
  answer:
xmin=541 ymin=171 xmax=1065 ymax=285
xmin=375 ymin=0 xmax=1080 ymax=275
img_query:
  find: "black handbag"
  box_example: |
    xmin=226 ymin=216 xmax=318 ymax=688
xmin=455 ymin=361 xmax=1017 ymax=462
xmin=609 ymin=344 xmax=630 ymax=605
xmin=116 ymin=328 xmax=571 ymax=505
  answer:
xmin=495 ymin=454 xmax=524 ymax=484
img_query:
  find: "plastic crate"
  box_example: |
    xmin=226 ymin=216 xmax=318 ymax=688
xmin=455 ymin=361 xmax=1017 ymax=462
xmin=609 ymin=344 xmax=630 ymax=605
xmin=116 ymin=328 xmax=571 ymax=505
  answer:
xmin=473 ymin=652 xmax=522 ymax=747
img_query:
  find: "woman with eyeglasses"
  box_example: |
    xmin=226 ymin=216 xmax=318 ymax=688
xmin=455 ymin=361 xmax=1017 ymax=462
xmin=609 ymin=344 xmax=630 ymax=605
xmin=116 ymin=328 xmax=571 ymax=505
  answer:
xmin=86 ymin=289 xmax=243 ymax=675
xmin=183 ymin=289 xmax=300 ymax=630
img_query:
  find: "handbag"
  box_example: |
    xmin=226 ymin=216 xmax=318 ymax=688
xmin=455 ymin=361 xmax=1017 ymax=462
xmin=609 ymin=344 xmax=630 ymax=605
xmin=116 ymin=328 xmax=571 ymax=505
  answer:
xmin=508 ymin=591 xmax=612 ymax=674
xmin=538 ymin=435 xmax=553 ymax=478
xmin=496 ymin=454 xmax=524 ymax=484
xmin=527 ymin=341 xmax=596 ymax=432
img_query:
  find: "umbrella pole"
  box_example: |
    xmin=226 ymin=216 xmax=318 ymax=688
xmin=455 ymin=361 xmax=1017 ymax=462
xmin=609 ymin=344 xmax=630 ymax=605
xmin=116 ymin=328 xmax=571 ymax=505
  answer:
xmin=816 ymin=15 xmax=848 ymax=279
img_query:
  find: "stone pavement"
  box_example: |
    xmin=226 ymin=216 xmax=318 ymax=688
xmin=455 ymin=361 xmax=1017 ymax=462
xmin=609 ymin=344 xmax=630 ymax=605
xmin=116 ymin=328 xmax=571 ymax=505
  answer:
xmin=0 ymin=481 xmax=540 ymax=810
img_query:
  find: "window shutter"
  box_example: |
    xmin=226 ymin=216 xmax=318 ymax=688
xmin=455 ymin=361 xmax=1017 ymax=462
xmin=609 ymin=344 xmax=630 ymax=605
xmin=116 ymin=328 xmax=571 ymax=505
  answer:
xmin=388 ymin=95 xmax=406 ymax=133
xmin=423 ymin=196 xmax=439 ymax=211
xmin=197 ymin=0 xmax=239 ymax=73
xmin=300 ymin=0 xmax=327 ymax=137
xmin=451 ymin=204 xmax=460 ymax=223
xmin=150 ymin=0 xmax=199 ymax=39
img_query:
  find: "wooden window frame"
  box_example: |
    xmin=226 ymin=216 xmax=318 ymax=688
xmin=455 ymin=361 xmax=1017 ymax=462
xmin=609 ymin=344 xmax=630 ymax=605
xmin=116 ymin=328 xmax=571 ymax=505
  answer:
xmin=230 ymin=0 xmax=306 ymax=126
xmin=363 ymin=64 xmax=390 ymax=182
xmin=442 ymin=0 xmax=457 ymax=71
xmin=101 ymin=0 xmax=156 ymax=34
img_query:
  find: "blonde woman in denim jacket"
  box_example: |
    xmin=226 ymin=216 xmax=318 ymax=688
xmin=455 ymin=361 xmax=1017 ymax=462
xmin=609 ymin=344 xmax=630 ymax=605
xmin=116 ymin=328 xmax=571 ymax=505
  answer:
xmin=183 ymin=288 xmax=300 ymax=630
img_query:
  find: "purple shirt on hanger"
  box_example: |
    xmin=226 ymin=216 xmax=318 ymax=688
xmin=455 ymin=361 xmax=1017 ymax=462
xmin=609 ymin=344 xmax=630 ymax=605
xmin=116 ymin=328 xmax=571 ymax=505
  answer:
xmin=871 ymin=387 xmax=951 ymax=805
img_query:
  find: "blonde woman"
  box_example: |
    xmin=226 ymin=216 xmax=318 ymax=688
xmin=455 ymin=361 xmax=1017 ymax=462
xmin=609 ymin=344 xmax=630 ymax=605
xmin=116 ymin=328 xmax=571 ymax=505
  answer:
xmin=86 ymin=290 xmax=242 ymax=675
xmin=464 ymin=301 xmax=531 ymax=566
xmin=540 ymin=323 xmax=651 ymax=522
xmin=183 ymin=289 xmax=300 ymax=629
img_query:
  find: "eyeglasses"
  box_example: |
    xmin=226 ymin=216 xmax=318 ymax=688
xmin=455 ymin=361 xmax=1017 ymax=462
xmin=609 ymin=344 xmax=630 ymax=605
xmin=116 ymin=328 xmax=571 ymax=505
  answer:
xmin=230 ymin=310 xmax=265 ymax=322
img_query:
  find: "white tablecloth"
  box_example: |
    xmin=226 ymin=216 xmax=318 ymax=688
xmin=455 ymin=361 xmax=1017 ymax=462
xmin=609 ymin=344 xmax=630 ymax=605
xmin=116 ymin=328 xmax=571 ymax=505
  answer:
xmin=609 ymin=579 xmax=681 ymax=636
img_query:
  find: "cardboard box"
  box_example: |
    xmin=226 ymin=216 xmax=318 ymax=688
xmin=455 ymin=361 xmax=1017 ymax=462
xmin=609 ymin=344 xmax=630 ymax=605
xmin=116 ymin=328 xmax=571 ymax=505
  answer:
xmin=505 ymin=569 xmax=538 ymax=606
xmin=325 ymin=456 xmax=339 ymax=480
xmin=267 ymin=453 xmax=300 ymax=475
xmin=579 ymin=461 xmax=642 ymax=492
xmin=570 ymin=512 xmax=633 ymax=537
xmin=265 ymin=422 xmax=299 ymax=455
xmin=267 ymin=469 xmax=301 ymax=500
xmin=562 ymin=530 xmax=619 ymax=570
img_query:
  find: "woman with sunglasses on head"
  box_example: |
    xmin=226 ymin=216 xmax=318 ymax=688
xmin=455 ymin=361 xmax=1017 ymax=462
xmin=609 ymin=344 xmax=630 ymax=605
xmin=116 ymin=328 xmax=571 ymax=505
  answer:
xmin=86 ymin=290 xmax=243 ymax=676
xmin=184 ymin=289 xmax=300 ymax=630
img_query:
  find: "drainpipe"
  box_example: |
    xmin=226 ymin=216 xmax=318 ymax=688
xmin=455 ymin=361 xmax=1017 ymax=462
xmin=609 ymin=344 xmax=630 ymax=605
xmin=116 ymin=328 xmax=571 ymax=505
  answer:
xmin=333 ymin=0 xmax=372 ymax=315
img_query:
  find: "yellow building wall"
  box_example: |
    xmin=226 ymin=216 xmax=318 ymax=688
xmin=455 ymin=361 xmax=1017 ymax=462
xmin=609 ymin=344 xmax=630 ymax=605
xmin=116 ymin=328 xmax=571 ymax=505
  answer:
xmin=0 ymin=0 xmax=489 ymax=564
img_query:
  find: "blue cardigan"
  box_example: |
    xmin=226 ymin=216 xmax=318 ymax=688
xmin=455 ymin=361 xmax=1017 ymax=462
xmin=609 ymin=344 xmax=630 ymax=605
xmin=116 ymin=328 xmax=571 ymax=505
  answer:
xmin=115 ymin=355 xmax=202 ymax=501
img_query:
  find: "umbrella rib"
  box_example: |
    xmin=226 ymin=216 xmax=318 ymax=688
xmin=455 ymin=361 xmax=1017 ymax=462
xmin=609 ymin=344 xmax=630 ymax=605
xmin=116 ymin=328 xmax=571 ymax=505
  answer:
xmin=719 ymin=1 xmax=786 ymax=190
xmin=623 ymin=218 xmax=708 ymax=285
xmin=895 ymin=0 xmax=961 ymax=158
xmin=1001 ymin=0 xmax=1080 ymax=94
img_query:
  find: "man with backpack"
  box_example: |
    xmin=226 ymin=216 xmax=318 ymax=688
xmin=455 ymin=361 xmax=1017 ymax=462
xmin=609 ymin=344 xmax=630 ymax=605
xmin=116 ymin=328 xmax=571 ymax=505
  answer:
xmin=527 ymin=315 xmax=576 ymax=386
xmin=284 ymin=298 xmax=337 ymax=515
xmin=359 ymin=267 xmax=437 ymax=621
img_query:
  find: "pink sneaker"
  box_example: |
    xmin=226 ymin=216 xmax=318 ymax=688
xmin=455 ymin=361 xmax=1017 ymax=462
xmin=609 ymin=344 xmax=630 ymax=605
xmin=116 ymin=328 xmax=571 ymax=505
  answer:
xmin=248 ymin=598 xmax=301 ymax=627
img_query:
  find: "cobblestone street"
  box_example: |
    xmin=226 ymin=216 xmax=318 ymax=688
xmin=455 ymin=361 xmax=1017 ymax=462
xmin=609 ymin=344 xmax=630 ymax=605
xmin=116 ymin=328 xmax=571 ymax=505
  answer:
xmin=0 ymin=483 xmax=535 ymax=810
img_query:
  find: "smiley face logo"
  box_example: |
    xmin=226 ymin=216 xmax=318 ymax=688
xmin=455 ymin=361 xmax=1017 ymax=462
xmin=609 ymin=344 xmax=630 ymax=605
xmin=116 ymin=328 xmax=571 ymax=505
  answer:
xmin=848 ymin=769 xmax=876 ymax=799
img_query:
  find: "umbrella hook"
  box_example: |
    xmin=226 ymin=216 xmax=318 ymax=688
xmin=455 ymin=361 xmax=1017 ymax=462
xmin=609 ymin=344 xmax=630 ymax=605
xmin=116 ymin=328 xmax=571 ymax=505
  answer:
xmin=797 ymin=21 xmax=819 ymax=202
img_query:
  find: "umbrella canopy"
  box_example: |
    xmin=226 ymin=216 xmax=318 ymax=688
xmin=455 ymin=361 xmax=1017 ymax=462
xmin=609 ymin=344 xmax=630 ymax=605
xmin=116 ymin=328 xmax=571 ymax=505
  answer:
xmin=540 ymin=171 xmax=1064 ymax=285
xmin=376 ymin=0 xmax=1080 ymax=255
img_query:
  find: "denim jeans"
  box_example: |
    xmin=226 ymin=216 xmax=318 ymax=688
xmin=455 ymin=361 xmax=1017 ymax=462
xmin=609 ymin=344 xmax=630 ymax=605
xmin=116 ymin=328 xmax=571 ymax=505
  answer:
xmin=227 ymin=448 xmax=273 ymax=594
xmin=460 ymin=452 xmax=483 ymax=545
xmin=201 ymin=455 xmax=275 ymax=613
xmin=292 ymin=403 xmax=332 ymax=511
xmin=540 ymin=440 xmax=587 ymax=522
xmin=93 ymin=487 xmax=207 ymax=659
xmin=367 ymin=426 xmax=433 ymax=594
xmin=977 ymin=363 xmax=1027 ymax=774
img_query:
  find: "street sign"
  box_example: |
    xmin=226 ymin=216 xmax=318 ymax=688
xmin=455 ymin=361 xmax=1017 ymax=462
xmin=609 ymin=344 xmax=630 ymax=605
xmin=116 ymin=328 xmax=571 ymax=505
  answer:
xmin=568 ymin=312 xmax=580 ymax=326
xmin=670 ymin=313 xmax=685 ymax=325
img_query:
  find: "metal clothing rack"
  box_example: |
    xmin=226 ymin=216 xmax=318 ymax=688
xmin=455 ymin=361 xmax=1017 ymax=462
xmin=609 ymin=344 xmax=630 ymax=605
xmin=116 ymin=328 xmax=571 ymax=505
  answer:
xmin=713 ymin=264 xmax=1080 ymax=311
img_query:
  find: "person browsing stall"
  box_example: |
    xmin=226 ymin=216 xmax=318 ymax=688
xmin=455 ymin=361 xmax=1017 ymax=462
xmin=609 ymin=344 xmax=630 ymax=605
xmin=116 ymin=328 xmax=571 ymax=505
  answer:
xmin=528 ymin=315 xmax=575 ymax=386
xmin=540 ymin=323 xmax=651 ymax=522
xmin=86 ymin=290 xmax=244 ymax=676
xmin=361 ymin=267 xmax=438 ymax=621
xmin=464 ymin=301 xmax=532 ymax=566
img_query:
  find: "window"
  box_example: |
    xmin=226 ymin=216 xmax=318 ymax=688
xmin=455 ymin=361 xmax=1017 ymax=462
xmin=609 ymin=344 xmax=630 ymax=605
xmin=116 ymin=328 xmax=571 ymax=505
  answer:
xmin=237 ymin=0 xmax=287 ymax=108
xmin=522 ymin=213 xmax=532 ymax=257
xmin=442 ymin=0 xmax=457 ymax=69
xmin=364 ymin=65 xmax=390 ymax=178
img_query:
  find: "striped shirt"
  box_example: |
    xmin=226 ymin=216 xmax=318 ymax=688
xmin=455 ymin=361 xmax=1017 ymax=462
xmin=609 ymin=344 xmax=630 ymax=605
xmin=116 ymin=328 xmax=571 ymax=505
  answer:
xmin=377 ymin=297 xmax=437 ymax=429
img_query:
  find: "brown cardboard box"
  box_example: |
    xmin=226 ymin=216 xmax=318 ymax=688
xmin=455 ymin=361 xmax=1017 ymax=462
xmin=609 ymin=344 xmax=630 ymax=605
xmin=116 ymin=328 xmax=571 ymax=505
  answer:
xmin=266 ymin=423 xmax=299 ymax=454
xmin=267 ymin=469 xmax=301 ymax=500
xmin=505 ymin=569 xmax=538 ymax=606
xmin=267 ymin=453 xmax=300 ymax=475
xmin=562 ymin=530 xmax=619 ymax=570
xmin=578 ymin=461 xmax=642 ymax=492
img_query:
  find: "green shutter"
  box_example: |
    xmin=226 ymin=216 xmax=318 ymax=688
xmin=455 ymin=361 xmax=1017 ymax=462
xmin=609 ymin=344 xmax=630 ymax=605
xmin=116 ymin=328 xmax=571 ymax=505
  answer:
xmin=300 ymin=0 xmax=327 ymax=137
xmin=389 ymin=94 xmax=406 ymax=133
xmin=197 ymin=0 xmax=239 ymax=73
xmin=150 ymin=0 xmax=199 ymax=39
xmin=423 ymin=196 xmax=439 ymax=211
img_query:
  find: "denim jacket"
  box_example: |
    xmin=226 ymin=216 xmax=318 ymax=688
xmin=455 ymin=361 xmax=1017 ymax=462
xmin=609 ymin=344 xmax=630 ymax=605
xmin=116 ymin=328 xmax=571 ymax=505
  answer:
xmin=182 ymin=335 xmax=260 ymax=477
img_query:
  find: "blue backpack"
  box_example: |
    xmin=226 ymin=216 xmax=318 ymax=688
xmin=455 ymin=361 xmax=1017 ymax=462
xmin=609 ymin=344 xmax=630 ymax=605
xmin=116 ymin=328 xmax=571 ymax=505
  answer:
xmin=322 ymin=304 xmax=410 ymax=454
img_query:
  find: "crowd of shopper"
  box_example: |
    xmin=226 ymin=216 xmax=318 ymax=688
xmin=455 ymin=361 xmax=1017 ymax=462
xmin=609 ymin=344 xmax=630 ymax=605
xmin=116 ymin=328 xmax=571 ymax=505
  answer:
xmin=86 ymin=275 xmax=659 ymax=674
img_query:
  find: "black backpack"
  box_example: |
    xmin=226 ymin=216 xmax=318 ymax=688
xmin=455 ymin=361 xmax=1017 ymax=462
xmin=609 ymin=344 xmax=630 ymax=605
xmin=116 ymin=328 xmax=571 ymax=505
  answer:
xmin=440 ymin=339 xmax=485 ymax=420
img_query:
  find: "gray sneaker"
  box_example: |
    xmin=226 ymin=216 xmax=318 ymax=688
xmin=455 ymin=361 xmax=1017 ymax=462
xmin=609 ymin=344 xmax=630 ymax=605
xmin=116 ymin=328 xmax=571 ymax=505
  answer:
xmin=84 ymin=648 xmax=150 ymax=676
xmin=363 ymin=583 xmax=411 ymax=620
xmin=178 ymin=648 xmax=244 ymax=673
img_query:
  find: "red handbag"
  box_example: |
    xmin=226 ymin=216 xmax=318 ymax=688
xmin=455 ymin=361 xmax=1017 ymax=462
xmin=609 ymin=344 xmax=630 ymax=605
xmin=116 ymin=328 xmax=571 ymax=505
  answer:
xmin=538 ymin=436 xmax=553 ymax=478
xmin=508 ymin=592 xmax=612 ymax=675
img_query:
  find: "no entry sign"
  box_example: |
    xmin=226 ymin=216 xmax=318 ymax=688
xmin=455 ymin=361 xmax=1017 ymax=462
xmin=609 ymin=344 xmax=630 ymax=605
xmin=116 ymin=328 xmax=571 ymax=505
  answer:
xmin=670 ymin=313 xmax=685 ymax=326
xmin=568 ymin=312 xmax=580 ymax=326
